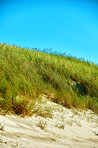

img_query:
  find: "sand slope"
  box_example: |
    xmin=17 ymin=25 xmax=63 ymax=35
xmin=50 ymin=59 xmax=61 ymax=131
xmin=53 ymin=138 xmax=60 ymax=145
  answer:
xmin=0 ymin=96 xmax=98 ymax=148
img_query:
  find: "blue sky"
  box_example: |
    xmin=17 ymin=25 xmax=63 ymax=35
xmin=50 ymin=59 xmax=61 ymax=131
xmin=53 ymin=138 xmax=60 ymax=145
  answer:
xmin=0 ymin=0 xmax=98 ymax=64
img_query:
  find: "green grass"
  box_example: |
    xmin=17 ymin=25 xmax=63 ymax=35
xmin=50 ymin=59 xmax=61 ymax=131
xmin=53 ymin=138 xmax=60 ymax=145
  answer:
xmin=0 ymin=43 xmax=98 ymax=116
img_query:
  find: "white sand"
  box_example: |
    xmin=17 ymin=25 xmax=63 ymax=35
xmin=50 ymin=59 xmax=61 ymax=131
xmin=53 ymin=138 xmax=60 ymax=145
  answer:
xmin=0 ymin=96 xmax=98 ymax=148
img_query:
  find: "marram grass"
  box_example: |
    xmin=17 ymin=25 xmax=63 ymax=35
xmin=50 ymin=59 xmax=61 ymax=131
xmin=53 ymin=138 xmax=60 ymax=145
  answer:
xmin=0 ymin=43 xmax=98 ymax=116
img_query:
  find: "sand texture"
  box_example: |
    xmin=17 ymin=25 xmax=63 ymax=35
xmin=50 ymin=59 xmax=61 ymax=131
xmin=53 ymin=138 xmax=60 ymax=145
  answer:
xmin=0 ymin=96 xmax=98 ymax=148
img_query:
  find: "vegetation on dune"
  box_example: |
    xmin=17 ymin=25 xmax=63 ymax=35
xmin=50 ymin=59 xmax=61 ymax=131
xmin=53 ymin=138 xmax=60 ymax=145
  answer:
xmin=0 ymin=43 xmax=98 ymax=116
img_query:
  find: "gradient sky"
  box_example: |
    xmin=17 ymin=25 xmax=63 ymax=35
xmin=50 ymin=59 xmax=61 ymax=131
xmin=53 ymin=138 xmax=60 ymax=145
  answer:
xmin=0 ymin=0 xmax=98 ymax=64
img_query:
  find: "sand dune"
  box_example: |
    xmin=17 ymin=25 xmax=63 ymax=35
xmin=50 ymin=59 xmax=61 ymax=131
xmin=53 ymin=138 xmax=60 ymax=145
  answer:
xmin=0 ymin=96 xmax=98 ymax=148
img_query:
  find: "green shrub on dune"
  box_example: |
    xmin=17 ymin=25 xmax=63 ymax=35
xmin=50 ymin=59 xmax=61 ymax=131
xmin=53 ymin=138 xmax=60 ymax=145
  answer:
xmin=0 ymin=43 xmax=98 ymax=115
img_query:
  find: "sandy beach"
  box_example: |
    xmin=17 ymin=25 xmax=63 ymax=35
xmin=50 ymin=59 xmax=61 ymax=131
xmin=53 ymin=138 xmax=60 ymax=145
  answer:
xmin=0 ymin=96 xmax=98 ymax=148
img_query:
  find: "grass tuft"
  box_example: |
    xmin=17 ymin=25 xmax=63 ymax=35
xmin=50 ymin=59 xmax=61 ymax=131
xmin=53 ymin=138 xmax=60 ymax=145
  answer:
xmin=0 ymin=43 xmax=98 ymax=115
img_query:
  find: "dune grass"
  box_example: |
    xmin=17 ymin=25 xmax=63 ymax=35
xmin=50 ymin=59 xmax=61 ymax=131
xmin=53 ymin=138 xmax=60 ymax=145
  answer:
xmin=0 ymin=43 xmax=98 ymax=116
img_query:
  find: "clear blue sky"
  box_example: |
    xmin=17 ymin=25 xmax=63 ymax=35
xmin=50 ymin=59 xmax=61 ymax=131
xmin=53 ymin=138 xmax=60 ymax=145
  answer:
xmin=0 ymin=0 xmax=98 ymax=64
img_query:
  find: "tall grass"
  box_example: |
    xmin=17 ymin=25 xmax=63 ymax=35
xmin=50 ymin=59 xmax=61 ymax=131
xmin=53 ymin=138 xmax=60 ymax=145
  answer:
xmin=0 ymin=43 xmax=98 ymax=115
